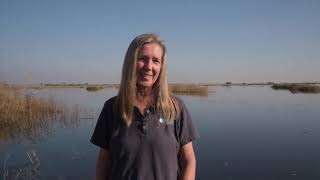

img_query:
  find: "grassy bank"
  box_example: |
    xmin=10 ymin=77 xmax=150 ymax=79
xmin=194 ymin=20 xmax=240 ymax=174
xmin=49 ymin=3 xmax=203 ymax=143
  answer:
xmin=86 ymin=85 xmax=104 ymax=92
xmin=20 ymin=83 xmax=208 ymax=96
xmin=271 ymin=83 xmax=320 ymax=94
xmin=170 ymin=84 xmax=208 ymax=96
xmin=28 ymin=83 xmax=119 ymax=89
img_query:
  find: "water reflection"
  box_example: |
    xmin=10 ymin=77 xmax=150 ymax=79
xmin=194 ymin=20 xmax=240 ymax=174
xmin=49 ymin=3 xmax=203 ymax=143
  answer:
xmin=173 ymin=91 xmax=208 ymax=97
xmin=1 ymin=104 xmax=83 ymax=142
xmin=193 ymin=86 xmax=320 ymax=180
xmin=3 ymin=150 xmax=41 ymax=180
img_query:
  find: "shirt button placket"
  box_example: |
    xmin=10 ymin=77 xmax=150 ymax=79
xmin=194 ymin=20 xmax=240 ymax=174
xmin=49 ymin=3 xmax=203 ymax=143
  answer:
xmin=141 ymin=108 xmax=151 ymax=135
xmin=142 ymin=115 xmax=147 ymax=135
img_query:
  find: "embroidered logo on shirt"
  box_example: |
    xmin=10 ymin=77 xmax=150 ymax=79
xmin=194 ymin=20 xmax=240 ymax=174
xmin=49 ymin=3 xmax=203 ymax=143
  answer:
xmin=159 ymin=117 xmax=164 ymax=124
xmin=158 ymin=114 xmax=173 ymax=125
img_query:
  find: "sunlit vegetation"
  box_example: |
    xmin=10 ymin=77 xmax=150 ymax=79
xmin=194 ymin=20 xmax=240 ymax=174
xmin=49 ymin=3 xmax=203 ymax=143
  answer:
xmin=169 ymin=84 xmax=208 ymax=96
xmin=86 ymin=85 xmax=104 ymax=92
xmin=0 ymin=85 xmax=80 ymax=141
xmin=41 ymin=83 xmax=115 ymax=88
xmin=271 ymin=83 xmax=320 ymax=94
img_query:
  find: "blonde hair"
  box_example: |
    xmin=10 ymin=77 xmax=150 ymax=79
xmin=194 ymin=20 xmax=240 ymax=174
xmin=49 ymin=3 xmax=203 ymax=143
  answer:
xmin=116 ymin=33 xmax=179 ymax=126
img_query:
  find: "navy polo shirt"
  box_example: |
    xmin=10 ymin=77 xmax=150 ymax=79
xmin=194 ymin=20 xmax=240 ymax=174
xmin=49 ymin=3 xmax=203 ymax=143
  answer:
xmin=90 ymin=96 xmax=198 ymax=180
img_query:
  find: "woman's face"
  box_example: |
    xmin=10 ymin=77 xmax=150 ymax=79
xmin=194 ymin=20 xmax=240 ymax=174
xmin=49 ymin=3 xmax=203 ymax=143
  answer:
xmin=136 ymin=43 xmax=163 ymax=89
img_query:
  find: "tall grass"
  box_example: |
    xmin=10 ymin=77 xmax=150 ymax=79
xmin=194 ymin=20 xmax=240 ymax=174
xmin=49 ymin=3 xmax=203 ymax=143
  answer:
xmin=0 ymin=85 xmax=80 ymax=141
xmin=170 ymin=84 xmax=208 ymax=96
xmin=86 ymin=85 xmax=104 ymax=92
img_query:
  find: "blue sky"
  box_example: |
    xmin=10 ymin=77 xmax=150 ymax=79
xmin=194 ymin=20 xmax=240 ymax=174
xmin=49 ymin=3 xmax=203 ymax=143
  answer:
xmin=1 ymin=0 xmax=319 ymax=84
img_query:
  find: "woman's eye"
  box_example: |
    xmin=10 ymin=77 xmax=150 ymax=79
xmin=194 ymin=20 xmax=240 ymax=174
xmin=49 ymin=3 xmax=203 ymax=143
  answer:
xmin=153 ymin=59 xmax=160 ymax=64
xmin=138 ymin=57 xmax=146 ymax=61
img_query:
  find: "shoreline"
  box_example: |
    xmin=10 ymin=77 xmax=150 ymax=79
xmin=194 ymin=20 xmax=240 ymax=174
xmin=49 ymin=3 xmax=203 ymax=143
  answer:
xmin=2 ymin=82 xmax=320 ymax=89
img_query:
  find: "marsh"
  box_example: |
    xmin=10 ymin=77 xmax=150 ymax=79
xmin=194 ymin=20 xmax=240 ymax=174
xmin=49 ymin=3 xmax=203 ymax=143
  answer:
xmin=1 ymin=86 xmax=320 ymax=180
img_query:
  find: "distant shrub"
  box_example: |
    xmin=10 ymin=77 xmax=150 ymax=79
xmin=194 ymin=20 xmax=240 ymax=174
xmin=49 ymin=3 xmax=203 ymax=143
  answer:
xmin=271 ymin=84 xmax=320 ymax=94
xmin=86 ymin=86 xmax=104 ymax=92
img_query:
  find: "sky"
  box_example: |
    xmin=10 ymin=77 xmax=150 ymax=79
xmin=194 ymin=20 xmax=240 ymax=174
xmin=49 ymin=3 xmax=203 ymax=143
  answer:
xmin=0 ymin=0 xmax=320 ymax=84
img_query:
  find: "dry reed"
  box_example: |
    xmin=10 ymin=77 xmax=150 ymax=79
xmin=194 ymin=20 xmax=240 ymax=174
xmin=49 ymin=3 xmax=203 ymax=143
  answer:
xmin=0 ymin=85 xmax=80 ymax=141
xmin=169 ymin=84 xmax=208 ymax=96
xmin=86 ymin=86 xmax=104 ymax=92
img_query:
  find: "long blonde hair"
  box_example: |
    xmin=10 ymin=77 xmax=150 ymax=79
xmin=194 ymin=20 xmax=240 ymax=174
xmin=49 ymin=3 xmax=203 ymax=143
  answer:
xmin=116 ymin=33 xmax=179 ymax=126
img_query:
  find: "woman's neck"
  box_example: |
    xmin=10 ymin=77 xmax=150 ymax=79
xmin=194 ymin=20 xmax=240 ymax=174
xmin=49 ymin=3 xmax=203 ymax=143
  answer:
xmin=136 ymin=85 xmax=152 ymax=100
xmin=135 ymin=86 xmax=153 ymax=113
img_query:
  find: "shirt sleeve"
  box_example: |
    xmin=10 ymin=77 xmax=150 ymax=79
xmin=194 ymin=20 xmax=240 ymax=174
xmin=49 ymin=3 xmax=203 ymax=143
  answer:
xmin=177 ymin=98 xmax=199 ymax=147
xmin=90 ymin=99 xmax=113 ymax=150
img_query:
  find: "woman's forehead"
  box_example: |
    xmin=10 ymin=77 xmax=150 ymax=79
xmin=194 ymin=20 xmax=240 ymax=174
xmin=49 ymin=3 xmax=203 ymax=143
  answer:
xmin=138 ymin=43 xmax=163 ymax=55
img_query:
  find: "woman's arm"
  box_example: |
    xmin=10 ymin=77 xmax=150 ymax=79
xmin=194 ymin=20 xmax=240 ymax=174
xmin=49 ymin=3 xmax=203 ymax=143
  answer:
xmin=179 ymin=142 xmax=196 ymax=180
xmin=96 ymin=148 xmax=111 ymax=180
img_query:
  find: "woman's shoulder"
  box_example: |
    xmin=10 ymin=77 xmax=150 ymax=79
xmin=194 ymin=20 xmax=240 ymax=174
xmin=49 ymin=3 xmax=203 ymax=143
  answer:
xmin=99 ymin=96 xmax=119 ymax=116
xmin=102 ymin=96 xmax=117 ymax=108
xmin=99 ymin=96 xmax=121 ymax=124
xmin=171 ymin=95 xmax=187 ymax=110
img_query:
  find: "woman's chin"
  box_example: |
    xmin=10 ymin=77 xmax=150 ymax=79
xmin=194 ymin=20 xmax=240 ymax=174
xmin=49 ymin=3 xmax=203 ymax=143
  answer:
xmin=137 ymin=81 xmax=153 ymax=89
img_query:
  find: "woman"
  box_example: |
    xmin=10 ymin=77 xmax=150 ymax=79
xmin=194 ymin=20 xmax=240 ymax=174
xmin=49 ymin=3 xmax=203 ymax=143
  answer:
xmin=91 ymin=33 xmax=198 ymax=180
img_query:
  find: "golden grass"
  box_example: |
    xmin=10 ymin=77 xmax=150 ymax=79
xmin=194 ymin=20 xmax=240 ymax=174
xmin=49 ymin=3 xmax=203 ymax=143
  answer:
xmin=169 ymin=84 xmax=208 ymax=96
xmin=0 ymin=85 xmax=80 ymax=141
xmin=86 ymin=85 xmax=104 ymax=92
xmin=271 ymin=83 xmax=320 ymax=94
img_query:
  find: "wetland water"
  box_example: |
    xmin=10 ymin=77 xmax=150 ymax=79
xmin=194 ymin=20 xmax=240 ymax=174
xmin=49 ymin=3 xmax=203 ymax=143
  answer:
xmin=1 ymin=86 xmax=320 ymax=179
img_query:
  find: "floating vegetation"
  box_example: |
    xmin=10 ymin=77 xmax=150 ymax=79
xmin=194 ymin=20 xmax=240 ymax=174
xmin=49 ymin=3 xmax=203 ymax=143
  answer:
xmin=271 ymin=83 xmax=320 ymax=94
xmin=0 ymin=85 xmax=83 ymax=142
xmin=86 ymin=86 xmax=104 ymax=92
xmin=170 ymin=84 xmax=208 ymax=96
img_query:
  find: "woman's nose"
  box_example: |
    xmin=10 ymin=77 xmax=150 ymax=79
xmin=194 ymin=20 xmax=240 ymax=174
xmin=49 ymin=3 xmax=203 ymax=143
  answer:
xmin=144 ymin=59 xmax=152 ymax=70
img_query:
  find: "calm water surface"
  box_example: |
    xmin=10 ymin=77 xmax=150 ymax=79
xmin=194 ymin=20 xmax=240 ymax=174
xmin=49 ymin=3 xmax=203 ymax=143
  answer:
xmin=1 ymin=86 xmax=320 ymax=180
